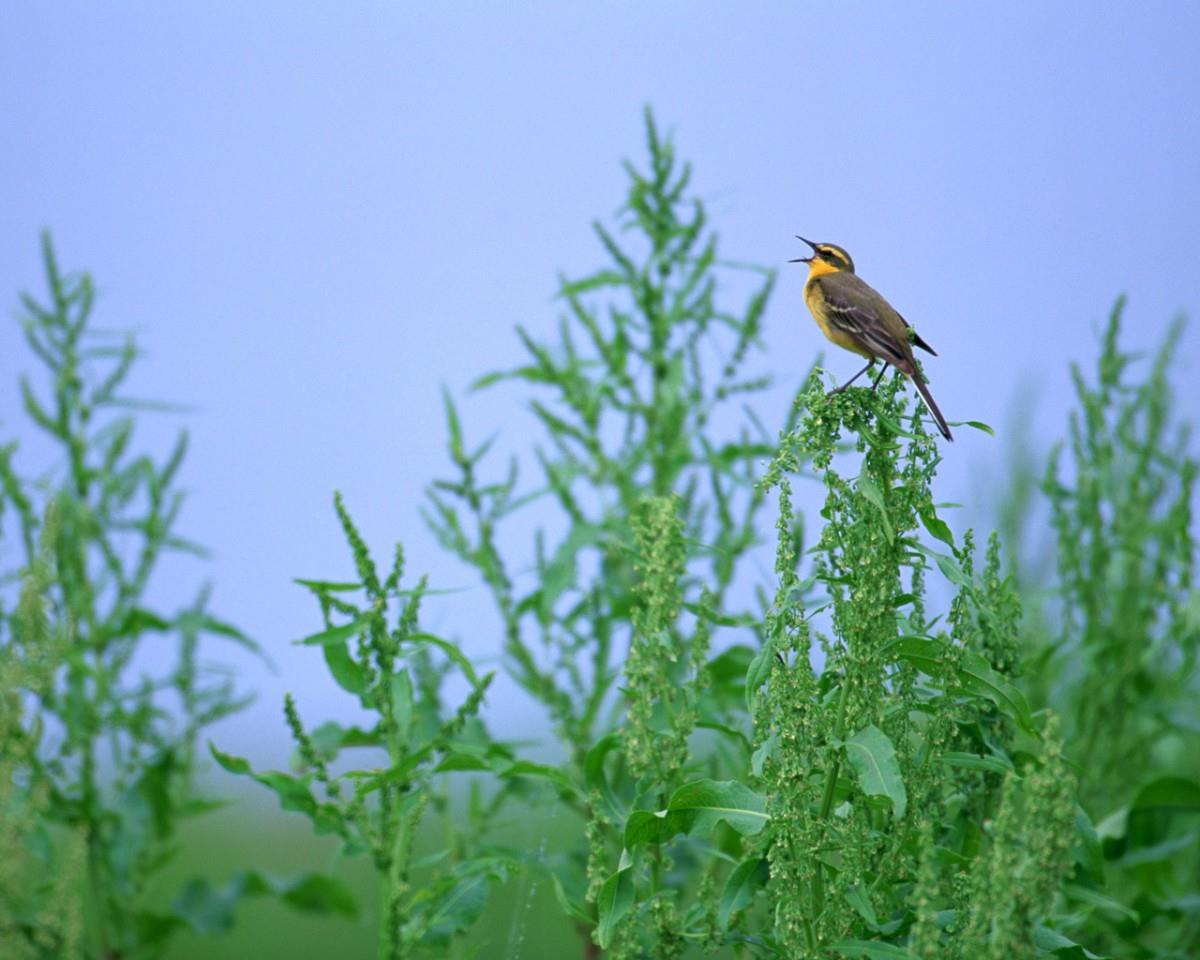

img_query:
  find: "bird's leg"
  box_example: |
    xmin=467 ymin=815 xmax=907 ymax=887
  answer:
xmin=870 ymin=363 xmax=890 ymax=391
xmin=828 ymin=361 xmax=875 ymax=396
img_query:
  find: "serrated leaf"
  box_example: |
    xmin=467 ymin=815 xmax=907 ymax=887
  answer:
xmin=843 ymin=726 xmax=907 ymax=819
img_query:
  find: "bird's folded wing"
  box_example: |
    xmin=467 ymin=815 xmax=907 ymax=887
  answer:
xmin=813 ymin=273 xmax=913 ymax=369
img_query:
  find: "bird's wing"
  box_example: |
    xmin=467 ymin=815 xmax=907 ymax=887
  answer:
xmin=813 ymin=272 xmax=916 ymax=370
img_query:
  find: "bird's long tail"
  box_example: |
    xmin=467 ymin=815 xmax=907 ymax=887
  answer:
xmin=908 ymin=374 xmax=953 ymax=442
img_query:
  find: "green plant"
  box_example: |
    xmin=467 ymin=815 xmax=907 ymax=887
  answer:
xmin=424 ymin=108 xmax=795 ymax=952
xmin=424 ymin=111 xmax=1107 ymax=958
xmin=1025 ymin=302 xmax=1200 ymax=958
xmin=590 ymin=371 xmax=1095 ymax=958
xmin=212 ymin=493 xmax=538 ymax=959
xmin=0 ymin=496 xmax=85 ymax=958
xmin=0 ymin=235 xmax=257 ymax=958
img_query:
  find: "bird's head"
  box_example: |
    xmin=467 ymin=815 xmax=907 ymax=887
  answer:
xmin=790 ymin=237 xmax=855 ymax=275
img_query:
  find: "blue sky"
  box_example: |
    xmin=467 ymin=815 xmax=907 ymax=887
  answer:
xmin=2 ymin=3 xmax=1198 ymax=760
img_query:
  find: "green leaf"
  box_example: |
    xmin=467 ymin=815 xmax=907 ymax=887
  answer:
xmin=208 ymin=744 xmax=344 ymax=836
xmin=933 ymin=551 xmax=971 ymax=588
xmin=918 ymin=504 xmax=955 ymax=550
xmin=495 ymin=759 xmax=580 ymax=799
xmin=941 ymin=751 xmax=1014 ymax=776
xmin=596 ymin=857 xmax=634 ymax=949
xmin=1073 ymin=804 xmax=1104 ymax=878
xmin=886 ymin=636 xmax=1036 ymax=736
xmin=666 ymin=778 xmax=769 ymax=836
xmin=624 ymin=779 xmax=768 ymax=848
xmin=718 ymin=857 xmax=769 ymax=928
xmin=119 ymin=607 xmax=171 ymax=635
xmin=280 ymin=874 xmax=360 ymax=917
xmin=406 ymin=632 xmax=482 ymax=689
xmin=209 ymin=742 xmax=253 ymax=777
xmin=549 ymin=870 xmax=593 ymax=925
xmin=1130 ymin=776 xmax=1200 ymax=814
xmin=857 ymin=475 xmax=894 ymax=544
xmin=624 ymin=808 xmax=685 ymax=847
xmin=953 ymin=419 xmax=995 ymax=437
xmin=1062 ymin=883 xmax=1139 ymax=923
xmin=887 ymin=635 xmax=945 ymax=676
xmin=583 ymin=734 xmax=622 ymax=814
xmin=1116 ymin=830 xmax=1197 ymax=867
xmin=954 ymin=650 xmax=1036 ymax=736
xmin=843 ymin=884 xmax=879 ymax=928
xmin=830 ymin=940 xmax=918 ymax=959
xmin=751 ymin=731 xmax=778 ymax=777
xmin=423 ymin=865 xmax=504 ymax=940
xmin=442 ymin=385 xmax=465 ymax=465
xmin=745 ymin=640 xmax=774 ymax=713
xmin=296 ymin=615 xmax=370 ymax=647
xmin=322 ymin=641 xmax=365 ymax=696
xmin=294 ymin=578 xmax=362 ymax=593
xmin=390 ymin=669 xmax=413 ymax=741
xmin=173 ymin=870 xmax=358 ymax=935
xmin=842 ymin=726 xmax=907 ymax=819
xmin=187 ymin=612 xmax=262 ymax=654
xmin=1032 ymin=924 xmax=1109 ymax=958
xmin=435 ymin=752 xmax=490 ymax=773
xmin=682 ymin=600 xmax=759 ymax=627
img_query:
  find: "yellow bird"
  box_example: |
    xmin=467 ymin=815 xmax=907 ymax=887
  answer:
xmin=791 ymin=236 xmax=952 ymax=441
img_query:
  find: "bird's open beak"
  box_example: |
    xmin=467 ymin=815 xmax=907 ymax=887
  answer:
xmin=790 ymin=234 xmax=819 ymax=263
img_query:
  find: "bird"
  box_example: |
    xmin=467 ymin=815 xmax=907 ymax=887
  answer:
xmin=790 ymin=236 xmax=952 ymax=441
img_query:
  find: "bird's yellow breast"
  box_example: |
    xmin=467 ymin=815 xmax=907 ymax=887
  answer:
xmin=804 ymin=276 xmax=873 ymax=359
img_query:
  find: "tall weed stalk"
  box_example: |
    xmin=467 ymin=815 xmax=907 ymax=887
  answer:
xmin=0 ymin=236 xmax=256 ymax=958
